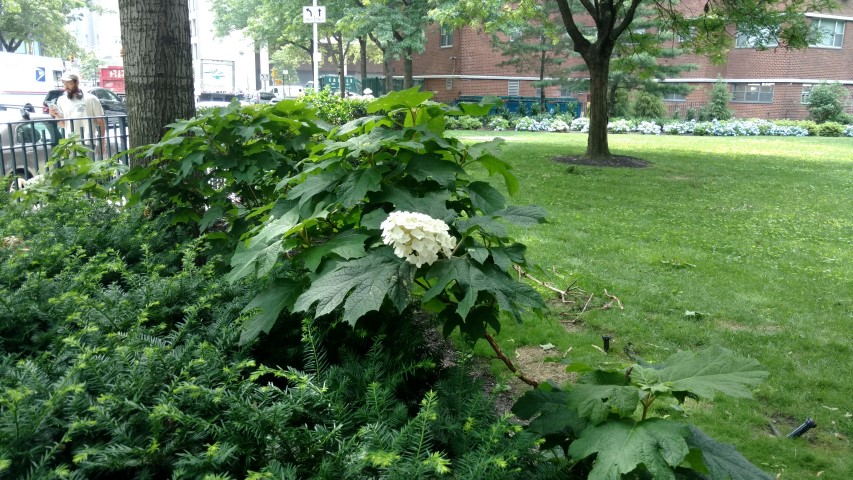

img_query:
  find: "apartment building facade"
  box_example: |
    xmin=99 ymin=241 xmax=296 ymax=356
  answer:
xmin=405 ymin=2 xmax=853 ymax=120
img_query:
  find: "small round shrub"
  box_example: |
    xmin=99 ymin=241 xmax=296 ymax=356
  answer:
xmin=818 ymin=121 xmax=844 ymax=137
xmin=632 ymin=91 xmax=667 ymax=119
xmin=807 ymin=82 xmax=849 ymax=124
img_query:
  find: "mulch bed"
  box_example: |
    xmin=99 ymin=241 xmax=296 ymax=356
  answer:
xmin=553 ymin=155 xmax=651 ymax=168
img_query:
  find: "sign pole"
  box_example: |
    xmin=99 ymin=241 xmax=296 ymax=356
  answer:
xmin=312 ymin=0 xmax=319 ymax=90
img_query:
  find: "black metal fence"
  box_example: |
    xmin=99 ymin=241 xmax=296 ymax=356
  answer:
xmin=455 ymin=95 xmax=583 ymax=118
xmin=663 ymin=101 xmax=705 ymax=119
xmin=1 ymin=114 xmax=130 ymax=186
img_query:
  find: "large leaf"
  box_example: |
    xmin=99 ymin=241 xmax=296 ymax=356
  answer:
xmin=406 ymin=155 xmax=464 ymax=189
xmin=293 ymin=248 xmax=414 ymax=325
xmin=494 ymin=205 xmax=547 ymax=226
xmin=367 ymin=87 xmax=434 ymax=113
xmin=239 ymin=279 xmax=306 ymax=344
xmin=338 ymin=167 xmax=387 ymax=208
xmin=227 ymin=202 xmax=305 ymax=282
xmin=569 ymin=418 xmax=691 ymax=480
xmin=298 ymin=230 xmax=370 ymax=273
xmin=685 ymin=426 xmax=773 ymax=480
xmin=567 ymin=384 xmax=640 ymax=425
xmin=634 ymin=347 xmax=768 ymax=401
xmin=376 ymin=186 xmax=454 ymax=224
xmin=467 ymin=181 xmax=506 ymax=214
xmin=512 ymin=386 xmax=587 ymax=437
xmin=423 ymin=258 xmax=544 ymax=321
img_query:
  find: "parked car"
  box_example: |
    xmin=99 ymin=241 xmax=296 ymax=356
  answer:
xmin=1 ymin=108 xmax=129 ymax=190
xmin=251 ymin=91 xmax=278 ymax=104
xmin=42 ymin=87 xmax=128 ymax=127
xmin=196 ymin=92 xmax=251 ymax=109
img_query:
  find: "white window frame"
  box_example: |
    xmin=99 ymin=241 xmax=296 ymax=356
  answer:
xmin=801 ymin=84 xmax=813 ymax=104
xmin=440 ymin=26 xmax=453 ymax=48
xmin=731 ymin=83 xmax=775 ymax=104
xmin=810 ymin=18 xmax=845 ymax=48
xmin=663 ymin=92 xmax=687 ymax=102
xmin=445 ymin=78 xmax=453 ymax=90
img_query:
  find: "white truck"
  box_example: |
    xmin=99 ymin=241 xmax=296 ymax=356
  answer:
xmin=197 ymin=59 xmax=236 ymax=95
xmin=0 ymin=52 xmax=65 ymax=108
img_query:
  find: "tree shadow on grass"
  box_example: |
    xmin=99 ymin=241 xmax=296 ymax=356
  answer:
xmin=553 ymin=155 xmax=651 ymax=168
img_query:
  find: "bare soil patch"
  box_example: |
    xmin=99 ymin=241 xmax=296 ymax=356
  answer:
xmin=554 ymin=154 xmax=650 ymax=168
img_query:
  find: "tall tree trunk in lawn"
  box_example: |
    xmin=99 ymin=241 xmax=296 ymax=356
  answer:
xmin=118 ymin=0 xmax=195 ymax=158
xmin=403 ymin=48 xmax=414 ymax=89
xmin=585 ymin=56 xmax=611 ymax=160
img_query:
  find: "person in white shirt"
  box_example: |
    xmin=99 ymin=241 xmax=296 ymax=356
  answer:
xmin=48 ymin=73 xmax=107 ymax=154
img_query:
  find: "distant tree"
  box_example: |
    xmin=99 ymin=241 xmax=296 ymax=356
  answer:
xmin=807 ymin=82 xmax=849 ymax=124
xmin=699 ymin=77 xmax=733 ymax=121
xmin=118 ymin=0 xmax=195 ymax=151
xmin=0 ymin=0 xmax=99 ymax=55
xmin=490 ymin=0 xmax=572 ymax=107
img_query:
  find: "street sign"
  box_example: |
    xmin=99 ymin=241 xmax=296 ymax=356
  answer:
xmin=302 ymin=6 xmax=326 ymax=23
xmin=260 ymin=73 xmax=270 ymax=80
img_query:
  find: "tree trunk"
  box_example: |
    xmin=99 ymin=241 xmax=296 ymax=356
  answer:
xmin=609 ymin=81 xmax=619 ymax=117
xmin=118 ymin=0 xmax=195 ymax=158
xmin=359 ymin=36 xmax=367 ymax=90
xmin=539 ymin=40 xmax=547 ymax=108
xmin=338 ymin=34 xmax=346 ymax=98
xmin=384 ymin=59 xmax=393 ymax=94
xmin=585 ymin=56 xmax=612 ymax=160
xmin=403 ymin=48 xmax=413 ymax=89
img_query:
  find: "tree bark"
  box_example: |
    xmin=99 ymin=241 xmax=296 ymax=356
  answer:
xmin=403 ymin=48 xmax=413 ymax=89
xmin=118 ymin=0 xmax=195 ymax=157
xmin=359 ymin=36 xmax=367 ymax=89
xmin=585 ymin=56 xmax=612 ymax=160
xmin=338 ymin=33 xmax=346 ymax=98
xmin=539 ymin=37 xmax=547 ymax=108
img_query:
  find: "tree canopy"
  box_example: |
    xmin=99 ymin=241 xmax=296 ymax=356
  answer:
xmin=0 ymin=0 xmax=100 ymax=55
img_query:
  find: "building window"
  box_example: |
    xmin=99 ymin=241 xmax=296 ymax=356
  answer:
xmin=440 ymin=26 xmax=453 ymax=48
xmin=801 ymin=84 xmax=813 ymax=104
xmin=811 ymin=19 xmax=845 ymax=48
xmin=735 ymin=28 xmax=778 ymax=48
xmin=663 ymin=92 xmax=686 ymax=102
xmin=508 ymin=80 xmax=520 ymax=96
xmin=559 ymin=85 xmax=572 ymax=97
xmin=731 ymin=83 xmax=775 ymax=103
xmin=445 ymin=78 xmax=453 ymax=90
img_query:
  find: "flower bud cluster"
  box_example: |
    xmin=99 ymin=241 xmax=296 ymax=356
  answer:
xmin=380 ymin=211 xmax=456 ymax=267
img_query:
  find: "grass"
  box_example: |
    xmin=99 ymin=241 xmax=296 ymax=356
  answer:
xmin=456 ymin=131 xmax=853 ymax=479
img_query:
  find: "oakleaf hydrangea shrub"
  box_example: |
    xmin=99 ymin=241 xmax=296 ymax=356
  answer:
xmin=223 ymin=88 xmax=546 ymax=350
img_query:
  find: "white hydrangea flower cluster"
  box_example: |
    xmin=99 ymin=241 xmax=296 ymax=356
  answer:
xmin=381 ymin=211 xmax=457 ymax=268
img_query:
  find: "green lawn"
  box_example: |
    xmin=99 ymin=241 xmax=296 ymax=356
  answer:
xmin=456 ymin=131 xmax=853 ymax=479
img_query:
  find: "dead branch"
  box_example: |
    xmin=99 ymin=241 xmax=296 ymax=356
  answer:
xmin=602 ymin=289 xmax=624 ymax=310
xmin=514 ymin=265 xmax=579 ymax=304
xmin=483 ymin=332 xmax=539 ymax=388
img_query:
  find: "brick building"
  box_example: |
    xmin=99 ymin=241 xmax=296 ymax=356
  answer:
xmin=403 ymin=3 xmax=853 ymax=120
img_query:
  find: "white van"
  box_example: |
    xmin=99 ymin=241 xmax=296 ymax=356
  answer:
xmin=267 ymin=85 xmax=304 ymax=99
